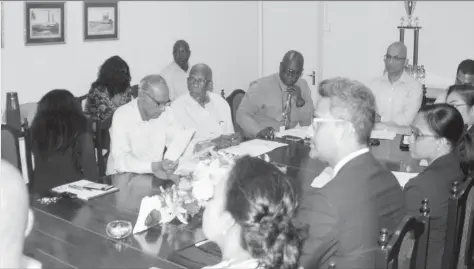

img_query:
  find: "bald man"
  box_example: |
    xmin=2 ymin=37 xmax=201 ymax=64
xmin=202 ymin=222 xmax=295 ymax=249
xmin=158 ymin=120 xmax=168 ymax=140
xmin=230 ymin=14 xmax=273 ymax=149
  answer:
xmin=107 ymin=74 xmax=185 ymax=176
xmin=161 ymin=40 xmax=191 ymax=101
xmin=236 ymin=50 xmax=314 ymax=138
xmin=170 ymin=63 xmax=238 ymax=155
xmin=434 ymin=59 xmax=474 ymax=103
xmin=367 ymin=42 xmax=422 ymax=126
xmin=0 ymin=159 xmax=41 ymax=269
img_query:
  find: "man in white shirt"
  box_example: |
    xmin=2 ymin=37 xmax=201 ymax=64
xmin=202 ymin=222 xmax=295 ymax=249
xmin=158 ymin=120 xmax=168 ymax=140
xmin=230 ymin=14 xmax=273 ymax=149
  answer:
xmin=1 ymin=160 xmax=42 ymax=269
xmin=170 ymin=63 xmax=240 ymax=154
xmin=161 ymin=40 xmax=191 ymax=101
xmin=298 ymin=77 xmax=405 ymax=269
xmin=107 ymin=74 xmax=183 ymax=176
xmin=367 ymin=42 xmax=423 ymax=126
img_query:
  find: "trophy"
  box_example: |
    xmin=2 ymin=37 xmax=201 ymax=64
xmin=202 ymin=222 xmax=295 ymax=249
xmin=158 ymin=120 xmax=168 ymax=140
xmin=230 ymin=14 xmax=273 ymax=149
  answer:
xmin=404 ymin=1 xmax=417 ymax=27
xmin=398 ymin=1 xmax=423 ymax=68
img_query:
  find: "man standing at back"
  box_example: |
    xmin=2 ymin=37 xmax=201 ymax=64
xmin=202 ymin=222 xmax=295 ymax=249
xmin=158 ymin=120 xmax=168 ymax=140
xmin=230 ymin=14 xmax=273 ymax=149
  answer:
xmin=298 ymin=77 xmax=405 ymax=269
xmin=236 ymin=50 xmax=314 ymax=138
xmin=161 ymin=40 xmax=191 ymax=101
xmin=434 ymin=59 xmax=474 ymax=103
xmin=0 ymin=159 xmax=41 ymax=268
xmin=367 ymin=42 xmax=422 ymax=126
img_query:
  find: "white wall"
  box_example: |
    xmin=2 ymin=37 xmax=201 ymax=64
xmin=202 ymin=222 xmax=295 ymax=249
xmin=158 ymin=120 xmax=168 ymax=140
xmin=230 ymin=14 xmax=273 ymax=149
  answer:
xmin=0 ymin=1 xmax=259 ymax=107
xmin=323 ymin=1 xmax=474 ymax=86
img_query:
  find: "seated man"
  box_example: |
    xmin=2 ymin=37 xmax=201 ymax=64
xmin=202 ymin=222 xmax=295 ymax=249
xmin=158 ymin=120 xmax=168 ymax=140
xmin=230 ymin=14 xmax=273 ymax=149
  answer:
xmin=161 ymin=40 xmax=191 ymax=101
xmin=367 ymin=42 xmax=422 ymax=126
xmin=107 ymin=74 xmax=184 ymax=176
xmin=170 ymin=63 xmax=239 ymax=154
xmin=298 ymin=78 xmax=405 ymax=269
xmin=236 ymin=50 xmax=314 ymax=138
xmin=434 ymin=59 xmax=474 ymax=103
xmin=0 ymin=159 xmax=41 ymax=269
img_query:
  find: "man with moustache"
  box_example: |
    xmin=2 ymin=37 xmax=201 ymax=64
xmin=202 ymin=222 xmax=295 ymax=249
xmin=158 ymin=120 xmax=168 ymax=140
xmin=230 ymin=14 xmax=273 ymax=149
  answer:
xmin=367 ymin=42 xmax=423 ymax=126
xmin=107 ymin=74 xmax=184 ymax=177
xmin=297 ymin=77 xmax=405 ymax=269
xmin=161 ymin=40 xmax=191 ymax=101
xmin=236 ymin=50 xmax=314 ymax=138
xmin=170 ymin=63 xmax=239 ymax=155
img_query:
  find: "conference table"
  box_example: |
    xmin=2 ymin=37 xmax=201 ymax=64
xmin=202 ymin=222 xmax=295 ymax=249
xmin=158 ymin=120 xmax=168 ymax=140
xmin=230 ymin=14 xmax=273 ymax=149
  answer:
xmin=24 ymin=134 xmax=422 ymax=269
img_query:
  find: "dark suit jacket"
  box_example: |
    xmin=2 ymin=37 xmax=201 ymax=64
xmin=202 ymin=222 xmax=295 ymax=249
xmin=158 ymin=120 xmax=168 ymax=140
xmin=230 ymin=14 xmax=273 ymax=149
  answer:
xmin=404 ymin=152 xmax=464 ymax=269
xmin=297 ymin=151 xmax=406 ymax=269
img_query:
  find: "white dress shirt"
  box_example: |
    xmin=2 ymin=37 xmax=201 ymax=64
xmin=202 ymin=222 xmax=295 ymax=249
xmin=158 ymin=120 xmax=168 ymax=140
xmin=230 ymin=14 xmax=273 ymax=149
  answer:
xmin=367 ymin=72 xmax=423 ymax=126
xmin=161 ymin=61 xmax=190 ymax=101
xmin=107 ymin=99 xmax=184 ymax=175
xmin=170 ymin=92 xmax=234 ymax=156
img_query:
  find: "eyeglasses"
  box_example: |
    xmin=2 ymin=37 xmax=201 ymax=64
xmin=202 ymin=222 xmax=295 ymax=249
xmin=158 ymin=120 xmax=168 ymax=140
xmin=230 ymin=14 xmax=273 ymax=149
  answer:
xmin=409 ymin=128 xmax=436 ymax=141
xmin=449 ymin=103 xmax=468 ymax=109
xmin=280 ymin=63 xmax=303 ymax=78
xmin=384 ymin=54 xmax=406 ymax=62
xmin=188 ymin=76 xmax=211 ymax=89
xmin=308 ymin=117 xmax=346 ymax=137
xmin=142 ymin=91 xmax=170 ymax=108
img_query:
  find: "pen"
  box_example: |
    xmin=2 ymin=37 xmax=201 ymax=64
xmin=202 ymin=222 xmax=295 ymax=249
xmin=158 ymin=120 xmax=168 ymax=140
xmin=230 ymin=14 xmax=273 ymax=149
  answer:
xmin=195 ymin=239 xmax=210 ymax=247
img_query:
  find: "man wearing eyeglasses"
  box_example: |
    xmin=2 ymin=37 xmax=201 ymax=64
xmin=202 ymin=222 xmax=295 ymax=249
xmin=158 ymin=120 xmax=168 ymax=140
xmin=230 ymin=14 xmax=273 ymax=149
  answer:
xmin=367 ymin=42 xmax=422 ymax=126
xmin=434 ymin=59 xmax=474 ymax=104
xmin=236 ymin=50 xmax=314 ymax=139
xmin=161 ymin=40 xmax=191 ymax=101
xmin=298 ymin=77 xmax=405 ymax=269
xmin=107 ymin=74 xmax=184 ymax=178
xmin=170 ymin=63 xmax=239 ymax=154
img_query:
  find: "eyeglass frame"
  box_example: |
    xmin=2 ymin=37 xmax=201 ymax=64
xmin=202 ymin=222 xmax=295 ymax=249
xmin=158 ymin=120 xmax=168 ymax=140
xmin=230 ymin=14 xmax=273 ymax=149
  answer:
xmin=141 ymin=91 xmax=171 ymax=108
xmin=383 ymin=54 xmax=406 ymax=62
xmin=188 ymin=75 xmax=212 ymax=89
xmin=308 ymin=117 xmax=346 ymax=137
xmin=409 ymin=127 xmax=437 ymax=141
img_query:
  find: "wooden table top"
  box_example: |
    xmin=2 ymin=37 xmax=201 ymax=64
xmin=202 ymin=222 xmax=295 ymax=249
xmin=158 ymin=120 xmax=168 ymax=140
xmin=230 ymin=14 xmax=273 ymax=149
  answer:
xmin=24 ymin=136 xmax=420 ymax=269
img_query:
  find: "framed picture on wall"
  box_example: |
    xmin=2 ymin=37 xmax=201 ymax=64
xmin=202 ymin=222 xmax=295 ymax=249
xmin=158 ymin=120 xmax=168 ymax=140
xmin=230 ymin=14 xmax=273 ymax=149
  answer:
xmin=25 ymin=2 xmax=65 ymax=45
xmin=83 ymin=1 xmax=119 ymax=41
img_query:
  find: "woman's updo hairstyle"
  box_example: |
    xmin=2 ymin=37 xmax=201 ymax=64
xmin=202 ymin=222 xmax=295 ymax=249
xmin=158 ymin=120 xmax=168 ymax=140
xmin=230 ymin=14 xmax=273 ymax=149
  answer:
xmin=225 ymin=156 xmax=306 ymax=269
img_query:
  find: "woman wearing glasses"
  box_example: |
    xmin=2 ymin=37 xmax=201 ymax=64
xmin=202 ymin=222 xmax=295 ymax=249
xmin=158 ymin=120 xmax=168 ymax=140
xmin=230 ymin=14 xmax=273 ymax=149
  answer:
xmin=445 ymin=84 xmax=474 ymax=134
xmin=405 ymin=103 xmax=474 ymax=269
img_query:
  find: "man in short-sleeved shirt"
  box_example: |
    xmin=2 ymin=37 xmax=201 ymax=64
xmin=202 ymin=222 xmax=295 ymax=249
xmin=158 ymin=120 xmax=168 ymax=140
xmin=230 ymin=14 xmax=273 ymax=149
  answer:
xmin=367 ymin=42 xmax=422 ymax=126
xmin=236 ymin=50 xmax=314 ymax=138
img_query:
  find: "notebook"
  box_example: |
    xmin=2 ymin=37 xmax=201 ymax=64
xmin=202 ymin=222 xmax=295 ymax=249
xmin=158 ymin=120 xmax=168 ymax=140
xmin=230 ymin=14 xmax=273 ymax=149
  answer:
xmin=52 ymin=179 xmax=119 ymax=201
xmin=164 ymin=129 xmax=196 ymax=161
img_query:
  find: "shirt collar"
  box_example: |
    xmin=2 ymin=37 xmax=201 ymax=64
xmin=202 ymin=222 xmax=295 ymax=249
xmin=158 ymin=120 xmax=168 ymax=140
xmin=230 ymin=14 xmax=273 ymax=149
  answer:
xmin=384 ymin=71 xmax=410 ymax=85
xmin=333 ymin=148 xmax=370 ymax=177
xmin=172 ymin=61 xmax=190 ymax=74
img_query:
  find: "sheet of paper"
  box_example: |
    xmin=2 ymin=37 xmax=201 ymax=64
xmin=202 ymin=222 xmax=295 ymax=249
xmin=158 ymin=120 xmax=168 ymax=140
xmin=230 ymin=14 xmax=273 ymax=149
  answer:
xmin=164 ymin=129 xmax=196 ymax=161
xmin=392 ymin=171 xmax=419 ymax=188
xmin=275 ymin=126 xmax=309 ymax=139
xmin=133 ymin=196 xmax=161 ymax=234
xmin=220 ymin=139 xmax=287 ymax=157
xmin=371 ymin=129 xmax=397 ymax=140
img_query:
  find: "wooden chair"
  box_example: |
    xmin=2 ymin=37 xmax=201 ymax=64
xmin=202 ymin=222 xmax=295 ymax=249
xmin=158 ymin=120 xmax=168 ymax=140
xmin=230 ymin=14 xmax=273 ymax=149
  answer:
xmin=76 ymin=93 xmax=89 ymax=111
xmin=1 ymin=124 xmax=22 ymax=171
xmin=442 ymin=177 xmax=474 ymax=269
xmin=457 ymin=184 xmax=474 ymax=269
xmin=223 ymin=89 xmax=246 ymax=135
xmin=94 ymin=116 xmax=113 ymax=176
xmin=377 ymin=199 xmax=430 ymax=269
xmin=22 ymin=118 xmax=34 ymax=191
xmin=131 ymin=84 xmax=139 ymax=98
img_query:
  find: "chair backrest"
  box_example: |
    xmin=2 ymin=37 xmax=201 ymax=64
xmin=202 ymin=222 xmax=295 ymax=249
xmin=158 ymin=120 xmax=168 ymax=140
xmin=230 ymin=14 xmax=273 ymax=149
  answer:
xmin=23 ymin=118 xmax=34 ymax=190
xmin=1 ymin=124 xmax=22 ymax=172
xmin=377 ymin=199 xmax=430 ymax=269
xmin=457 ymin=185 xmax=474 ymax=269
xmin=76 ymin=94 xmax=88 ymax=111
xmin=94 ymin=116 xmax=113 ymax=176
xmin=443 ymin=177 xmax=474 ymax=269
xmin=225 ymin=89 xmax=246 ymax=133
xmin=131 ymin=84 xmax=139 ymax=98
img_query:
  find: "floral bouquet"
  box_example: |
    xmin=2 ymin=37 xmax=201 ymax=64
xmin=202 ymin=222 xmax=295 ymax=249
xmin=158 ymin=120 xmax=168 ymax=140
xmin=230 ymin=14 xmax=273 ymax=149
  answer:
xmin=133 ymin=149 xmax=237 ymax=234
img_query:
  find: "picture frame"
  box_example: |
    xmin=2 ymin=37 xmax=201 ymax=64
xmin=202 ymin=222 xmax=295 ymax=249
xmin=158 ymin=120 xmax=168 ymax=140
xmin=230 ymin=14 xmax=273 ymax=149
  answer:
xmin=83 ymin=1 xmax=119 ymax=41
xmin=25 ymin=2 xmax=65 ymax=45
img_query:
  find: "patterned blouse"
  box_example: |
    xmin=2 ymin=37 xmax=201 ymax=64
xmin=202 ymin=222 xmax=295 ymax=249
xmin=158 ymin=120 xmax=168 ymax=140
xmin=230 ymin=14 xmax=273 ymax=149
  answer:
xmin=84 ymin=85 xmax=134 ymax=122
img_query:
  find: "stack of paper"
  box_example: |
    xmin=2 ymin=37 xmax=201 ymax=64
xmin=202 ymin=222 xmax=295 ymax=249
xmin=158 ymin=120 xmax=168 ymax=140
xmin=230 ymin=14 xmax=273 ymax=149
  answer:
xmin=52 ymin=179 xmax=118 ymax=201
xmin=371 ymin=129 xmax=397 ymax=140
xmin=275 ymin=126 xmax=309 ymax=139
xmin=220 ymin=139 xmax=287 ymax=157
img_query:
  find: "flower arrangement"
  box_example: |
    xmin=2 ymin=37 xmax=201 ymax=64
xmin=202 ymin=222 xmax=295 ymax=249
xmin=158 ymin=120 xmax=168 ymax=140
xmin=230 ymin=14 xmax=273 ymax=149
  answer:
xmin=134 ymin=149 xmax=237 ymax=233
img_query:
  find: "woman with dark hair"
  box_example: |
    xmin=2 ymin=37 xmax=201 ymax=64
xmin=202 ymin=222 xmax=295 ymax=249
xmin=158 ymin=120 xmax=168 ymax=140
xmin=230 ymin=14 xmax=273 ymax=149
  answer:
xmin=31 ymin=89 xmax=99 ymax=194
xmin=202 ymin=156 xmax=306 ymax=269
xmin=446 ymin=84 xmax=474 ymax=133
xmin=405 ymin=103 xmax=474 ymax=269
xmin=85 ymin=55 xmax=133 ymax=122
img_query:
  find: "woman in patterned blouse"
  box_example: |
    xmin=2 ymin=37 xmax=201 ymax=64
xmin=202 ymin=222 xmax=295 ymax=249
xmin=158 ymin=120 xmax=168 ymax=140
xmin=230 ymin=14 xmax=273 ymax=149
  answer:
xmin=85 ymin=55 xmax=133 ymax=122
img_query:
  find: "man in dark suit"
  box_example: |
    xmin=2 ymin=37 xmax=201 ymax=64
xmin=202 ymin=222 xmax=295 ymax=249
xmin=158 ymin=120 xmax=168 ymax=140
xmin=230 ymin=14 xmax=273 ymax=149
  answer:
xmin=297 ymin=77 xmax=406 ymax=269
